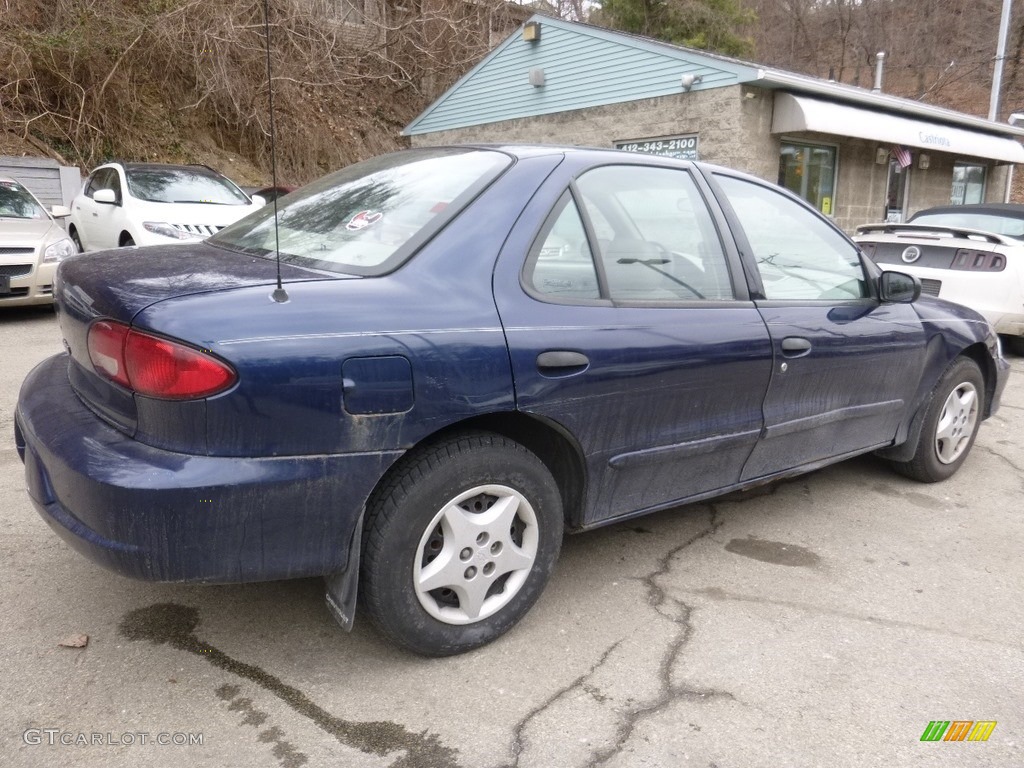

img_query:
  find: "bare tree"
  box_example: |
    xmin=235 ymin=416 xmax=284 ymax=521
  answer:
xmin=0 ymin=0 xmax=524 ymax=179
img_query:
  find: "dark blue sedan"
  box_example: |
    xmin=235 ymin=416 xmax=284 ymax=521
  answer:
xmin=15 ymin=146 xmax=1010 ymax=655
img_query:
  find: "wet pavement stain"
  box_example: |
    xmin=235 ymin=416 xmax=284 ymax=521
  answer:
xmin=724 ymin=537 xmax=821 ymax=567
xmin=215 ymin=685 xmax=306 ymax=768
xmin=119 ymin=603 xmax=459 ymax=768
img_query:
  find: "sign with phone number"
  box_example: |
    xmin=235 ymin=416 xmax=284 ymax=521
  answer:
xmin=614 ymin=135 xmax=699 ymax=160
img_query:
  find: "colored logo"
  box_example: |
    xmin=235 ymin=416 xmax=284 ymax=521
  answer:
xmin=901 ymin=245 xmax=922 ymax=263
xmin=346 ymin=210 xmax=383 ymax=231
xmin=920 ymin=721 xmax=996 ymax=742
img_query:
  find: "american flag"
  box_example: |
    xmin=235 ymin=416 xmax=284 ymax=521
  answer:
xmin=892 ymin=145 xmax=912 ymax=169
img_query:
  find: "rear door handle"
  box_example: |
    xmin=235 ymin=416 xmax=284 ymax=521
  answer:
xmin=781 ymin=337 xmax=812 ymax=357
xmin=778 ymin=337 xmax=811 ymax=360
xmin=536 ymin=350 xmax=590 ymax=375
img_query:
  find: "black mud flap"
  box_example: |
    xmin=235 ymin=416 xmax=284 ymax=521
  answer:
xmin=324 ymin=513 xmax=362 ymax=632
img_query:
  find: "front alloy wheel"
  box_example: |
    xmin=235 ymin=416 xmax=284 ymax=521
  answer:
xmin=891 ymin=357 xmax=985 ymax=482
xmin=933 ymin=381 xmax=978 ymax=465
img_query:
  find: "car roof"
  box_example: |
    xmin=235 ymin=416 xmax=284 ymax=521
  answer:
xmin=96 ymin=161 xmax=225 ymax=177
xmin=910 ymin=203 xmax=1024 ymax=220
xmin=449 ymin=143 xmax=752 ymax=179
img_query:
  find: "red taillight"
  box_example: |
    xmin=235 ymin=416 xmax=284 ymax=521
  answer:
xmin=87 ymin=320 xmax=236 ymax=399
xmin=87 ymin=321 xmax=131 ymax=388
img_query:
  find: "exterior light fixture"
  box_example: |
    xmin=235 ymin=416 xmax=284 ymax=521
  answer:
xmin=875 ymin=147 xmax=889 ymax=165
xmin=918 ymin=153 xmax=931 ymax=170
xmin=523 ymin=22 xmax=541 ymax=42
xmin=680 ymin=73 xmax=703 ymax=91
xmin=529 ymin=68 xmax=545 ymax=87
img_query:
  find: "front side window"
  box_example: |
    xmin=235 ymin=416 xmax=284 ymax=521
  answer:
xmin=778 ymin=141 xmax=837 ymax=216
xmin=716 ymin=174 xmax=867 ymax=301
xmin=951 ymin=163 xmax=986 ymax=205
xmin=210 ymin=148 xmax=511 ymax=276
xmin=126 ymin=167 xmax=249 ymax=205
xmin=86 ymin=168 xmax=119 ymax=199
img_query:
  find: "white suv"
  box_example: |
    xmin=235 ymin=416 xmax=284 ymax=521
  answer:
xmin=69 ymin=162 xmax=264 ymax=251
xmin=0 ymin=177 xmax=77 ymax=306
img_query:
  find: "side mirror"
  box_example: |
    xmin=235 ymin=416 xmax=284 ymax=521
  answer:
xmin=50 ymin=205 xmax=71 ymax=218
xmin=93 ymin=189 xmax=117 ymax=205
xmin=251 ymin=194 xmax=266 ymax=207
xmin=879 ymin=271 xmax=921 ymax=303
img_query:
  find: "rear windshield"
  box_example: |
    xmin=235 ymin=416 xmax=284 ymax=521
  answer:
xmin=126 ymin=167 xmax=251 ymax=205
xmin=910 ymin=211 xmax=1024 ymax=240
xmin=207 ymin=148 xmax=512 ymax=276
xmin=0 ymin=180 xmax=46 ymax=219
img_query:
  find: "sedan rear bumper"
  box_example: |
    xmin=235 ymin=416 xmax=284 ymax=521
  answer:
xmin=15 ymin=354 xmax=402 ymax=583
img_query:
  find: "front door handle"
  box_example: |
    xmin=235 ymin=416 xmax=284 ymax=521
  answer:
xmin=536 ymin=350 xmax=590 ymax=375
xmin=781 ymin=337 xmax=812 ymax=357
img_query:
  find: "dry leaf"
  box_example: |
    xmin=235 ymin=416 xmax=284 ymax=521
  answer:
xmin=58 ymin=634 xmax=89 ymax=648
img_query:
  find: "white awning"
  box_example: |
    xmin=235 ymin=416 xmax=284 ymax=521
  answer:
xmin=772 ymin=93 xmax=1024 ymax=164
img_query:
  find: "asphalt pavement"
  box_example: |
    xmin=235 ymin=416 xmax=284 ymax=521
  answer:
xmin=2 ymin=306 xmax=1021 ymax=768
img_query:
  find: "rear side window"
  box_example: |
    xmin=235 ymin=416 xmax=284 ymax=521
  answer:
xmin=527 ymin=165 xmax=734 ymax=303
xmin=911 ymin=211 xmax=1024 ymax=240
xmin=210 ymin=148 xmax=512 ymax=276
xmin=528 ymin=195 xmax=601 ymax=300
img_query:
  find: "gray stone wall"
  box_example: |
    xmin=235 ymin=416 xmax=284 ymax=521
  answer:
xmin=410 ymin=87 xmax=1018 ymax=234
xmin=410 ymin=85 xmax=777 ymax=175
xmin=986 ymin=165 xmax=1010 ymax=204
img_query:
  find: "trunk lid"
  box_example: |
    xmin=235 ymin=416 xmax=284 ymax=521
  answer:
xmin=55 ymin=242 xmax=335 ymax=435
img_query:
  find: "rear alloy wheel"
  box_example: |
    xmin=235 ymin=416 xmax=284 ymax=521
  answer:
xmin=361 ymin=432 xmax=563 ymax=656
xmin=891 ymin=357 xmax=984 ymax=483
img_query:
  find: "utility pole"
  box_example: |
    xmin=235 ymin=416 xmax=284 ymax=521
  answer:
xmin=988 ymin=0 xmax=1013 ymax=120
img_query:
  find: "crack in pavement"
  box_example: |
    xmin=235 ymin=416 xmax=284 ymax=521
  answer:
xmin=976 ymin=444 xmax=1024 ymax=474
xmin=590 ymin=505 xmax=735 ymax=767
xmin=504 ymin=639 xmax=625 ymax=768
xmin=500 ymin=505 xmax=737 ymax=768
xmin=681 ymin=586 xmax=1023 ymax=651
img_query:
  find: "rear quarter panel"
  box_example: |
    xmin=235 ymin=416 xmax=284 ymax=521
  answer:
xmin=131 ymin=153 xmax=566 ymax=457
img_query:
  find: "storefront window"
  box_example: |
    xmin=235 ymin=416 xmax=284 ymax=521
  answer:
xmin=778 ymin=142 xmax=837 ymax=216
xmin=885 ymin=159 xmax=910 ymax=222
xmin=951 ymin=163 xmax=986 ymax=205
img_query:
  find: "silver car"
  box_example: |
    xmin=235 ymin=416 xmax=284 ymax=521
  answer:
xmin=0 ymin=177 xmax=76 ymax=306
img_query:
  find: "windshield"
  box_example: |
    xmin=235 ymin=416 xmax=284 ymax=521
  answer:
xmin=0 ymin=180 xmax=47 ymax=219
xmin=126 ymin=167 xmax=251 ymax=205
xmin=208 ymin=148 xmax=512 ymax=276
xmin=910 ymin=211 xmax=1024 ymax=240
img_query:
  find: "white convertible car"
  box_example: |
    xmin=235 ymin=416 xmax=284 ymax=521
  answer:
xmin=856 ymin=204 xmax=1024 ymax=353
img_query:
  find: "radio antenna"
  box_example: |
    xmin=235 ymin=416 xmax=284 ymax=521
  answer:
xmin=263 ymin=0 xmax=288 ymax=303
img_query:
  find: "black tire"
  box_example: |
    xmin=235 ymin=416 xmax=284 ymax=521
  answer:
xmin=120 ymin=234 xmax=135 ymax=247
xmin=890 ymin=357 xmax=985 ymax=483
xmin=69 ymin=228 xmax=83 ymax=253
xmin=360 ymin=432 xmax=563 ymax=656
